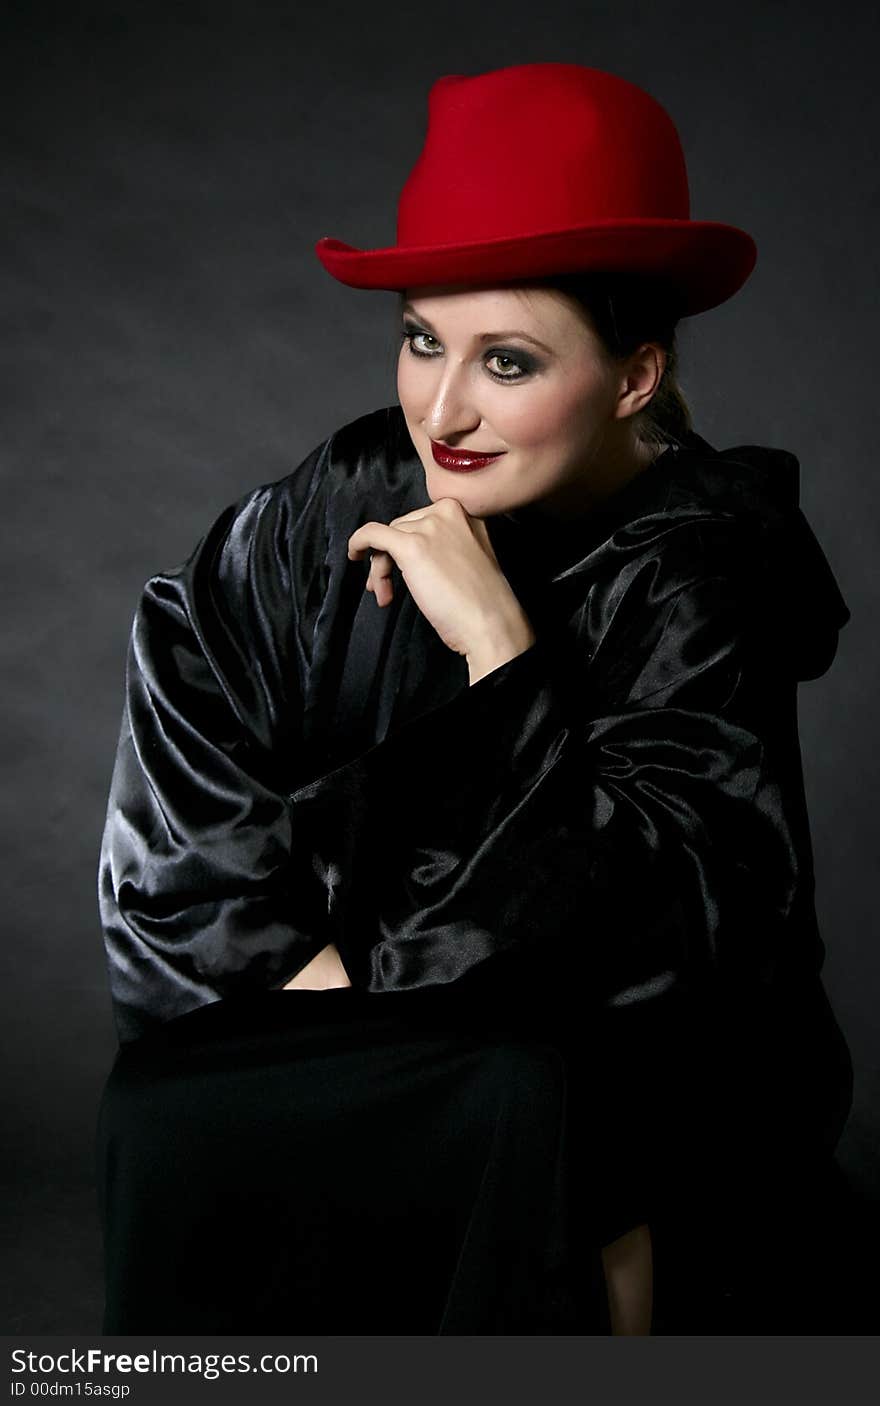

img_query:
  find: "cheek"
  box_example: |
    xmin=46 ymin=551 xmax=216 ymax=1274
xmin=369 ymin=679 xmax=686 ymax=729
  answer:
xmin=396 ymin=347 xmax=424 ymax=411
xmin=395 ymin=351 xmax=408 ymax=401
xmin=501 ymin=383 xmax=593 ymax=450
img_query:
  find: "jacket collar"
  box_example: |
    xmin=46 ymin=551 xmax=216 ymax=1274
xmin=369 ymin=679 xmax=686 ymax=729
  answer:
xmin=488 ymin=430 xmax=715 ymax=579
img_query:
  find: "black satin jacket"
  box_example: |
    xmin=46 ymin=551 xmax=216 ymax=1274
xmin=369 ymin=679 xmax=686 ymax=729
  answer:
xmin=98 ymin=405 xmax=853 ymax=1088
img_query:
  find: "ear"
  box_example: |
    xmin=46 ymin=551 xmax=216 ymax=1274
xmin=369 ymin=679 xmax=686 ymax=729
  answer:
xmin=615 ymin=343 xmax=666 ymax=420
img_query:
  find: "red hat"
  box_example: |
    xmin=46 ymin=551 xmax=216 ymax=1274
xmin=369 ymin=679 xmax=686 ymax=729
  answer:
xmin=315 ymin=62 xmax=757 ymax=317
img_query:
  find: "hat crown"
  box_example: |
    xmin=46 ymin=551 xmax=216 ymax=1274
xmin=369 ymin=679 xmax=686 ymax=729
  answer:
xmin=314 ymin=60 xmax=757 ymax=316
xmin=397 ymin=62 xmax=691 ymax=247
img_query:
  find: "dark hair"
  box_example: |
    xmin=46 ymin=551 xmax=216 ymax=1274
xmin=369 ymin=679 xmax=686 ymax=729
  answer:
xmin=522 ymin=271 xmax=693 ymax=451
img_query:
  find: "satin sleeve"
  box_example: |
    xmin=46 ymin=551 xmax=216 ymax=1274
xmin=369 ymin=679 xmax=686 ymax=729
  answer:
xmin=295 ymin=515 xmax=800 ymax=1008
xmin=98 ymin=441 xmax=335 ymax=1044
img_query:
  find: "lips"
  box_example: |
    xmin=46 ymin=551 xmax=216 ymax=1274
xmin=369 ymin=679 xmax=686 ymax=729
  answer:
xmin=430 ymin=440 xmax=505 ymax=472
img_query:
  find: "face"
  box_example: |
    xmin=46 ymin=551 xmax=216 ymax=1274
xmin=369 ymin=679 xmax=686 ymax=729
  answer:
xmin=396 ymin=283 xmax=663 ymax=520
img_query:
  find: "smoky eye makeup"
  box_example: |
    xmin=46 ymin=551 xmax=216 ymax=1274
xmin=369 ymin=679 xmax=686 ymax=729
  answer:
xmin=400 ymin=319 xmax=438 ymax=351
xmin=399 ymin=319 xmax=539 ymax=381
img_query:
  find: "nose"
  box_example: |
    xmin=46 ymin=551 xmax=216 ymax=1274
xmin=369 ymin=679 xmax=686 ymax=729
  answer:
xmin=423 ymin=361 xmax=482 ymax=444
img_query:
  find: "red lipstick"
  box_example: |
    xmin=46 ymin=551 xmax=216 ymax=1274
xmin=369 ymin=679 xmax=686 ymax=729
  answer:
xmin=430 ymin=439 xmax=505 ymax=472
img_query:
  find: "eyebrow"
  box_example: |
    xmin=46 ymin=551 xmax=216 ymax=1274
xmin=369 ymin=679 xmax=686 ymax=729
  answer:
xmin=401 ymin=302 xmax=554 ymax=355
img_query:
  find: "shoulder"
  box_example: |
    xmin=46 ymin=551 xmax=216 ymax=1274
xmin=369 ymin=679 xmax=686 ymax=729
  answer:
xmin=255 ymin=402 xmax=416 ymax=512
xmin=215 ymin=403 xmax=421 ymax=552
xmin=216 ymin=403 xmax=413 ymax=521
xmin=150 ymin=404 xmax=417 ymax=589
xmin=661 ymin=430 xmax=802 ymax=529
xmin=579 ymin=431 xmax=849 ymax=684
xmin=582 ymin=430 xmax=804 ymax=585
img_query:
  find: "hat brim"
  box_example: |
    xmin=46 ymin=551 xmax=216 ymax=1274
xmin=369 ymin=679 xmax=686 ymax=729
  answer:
xmin=315 ymin=219 xmax=757 ymax=318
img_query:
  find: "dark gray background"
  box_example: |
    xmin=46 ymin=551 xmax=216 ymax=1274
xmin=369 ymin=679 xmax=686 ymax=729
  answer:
xmin=3 ymin=0 xmax=878 ymax=1332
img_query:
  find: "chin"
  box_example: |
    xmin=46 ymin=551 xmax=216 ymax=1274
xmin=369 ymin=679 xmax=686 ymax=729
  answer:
xmin=423 ymin=472 xmax=501 ymax=517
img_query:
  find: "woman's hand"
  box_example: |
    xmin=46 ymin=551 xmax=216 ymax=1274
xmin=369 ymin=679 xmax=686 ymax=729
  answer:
xmin=282 ymin=943 xmax=352 ymax=990
xmin=347 ymin=498 xmax=536 ymax=682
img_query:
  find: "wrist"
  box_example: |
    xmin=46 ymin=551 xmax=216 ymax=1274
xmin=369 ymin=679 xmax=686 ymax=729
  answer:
xmin=466 ymin=612 xmax=537 ymax=685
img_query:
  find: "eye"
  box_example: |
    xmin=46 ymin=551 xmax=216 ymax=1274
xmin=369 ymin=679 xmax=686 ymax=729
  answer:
xmin=401 ymin=328 xmax=441 ymax=357
xmin=400 ymin=324 xmax=534 ymax=383
xmin=485 ymin=353 xmax=530 ymax=382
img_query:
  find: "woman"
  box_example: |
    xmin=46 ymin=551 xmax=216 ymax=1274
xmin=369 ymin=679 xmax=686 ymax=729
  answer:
xmin=96 ymin=62 xmax=853 ymax=1335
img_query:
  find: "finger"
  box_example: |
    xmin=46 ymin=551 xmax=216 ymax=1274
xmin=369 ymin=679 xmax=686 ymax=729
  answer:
xmin=368 ymin=547 xmax=395 ymax=577
xmin=347 ymin=521 xmax=411 ymax=560
xmin=382 ymin=497 xmax=465 ymax=528
xmin=368 ymin=549 xmax=395 ymax=608
xmin=387 ymin=505 xmax=436 ymax=528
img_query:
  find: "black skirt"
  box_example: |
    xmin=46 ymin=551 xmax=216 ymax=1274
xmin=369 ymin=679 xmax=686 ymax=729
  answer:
xmin=94 ymin=969 xmax=852 ymax=1335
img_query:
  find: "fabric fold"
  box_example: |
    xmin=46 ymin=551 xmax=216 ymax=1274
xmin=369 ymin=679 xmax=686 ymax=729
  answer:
xmin=99 ymin=438 xmax=337 ymax=1044
xmin=290 ymin=517 xmax=799 ymax=1013
xmin=97 ymin=403 xmax=849 ymax=1054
